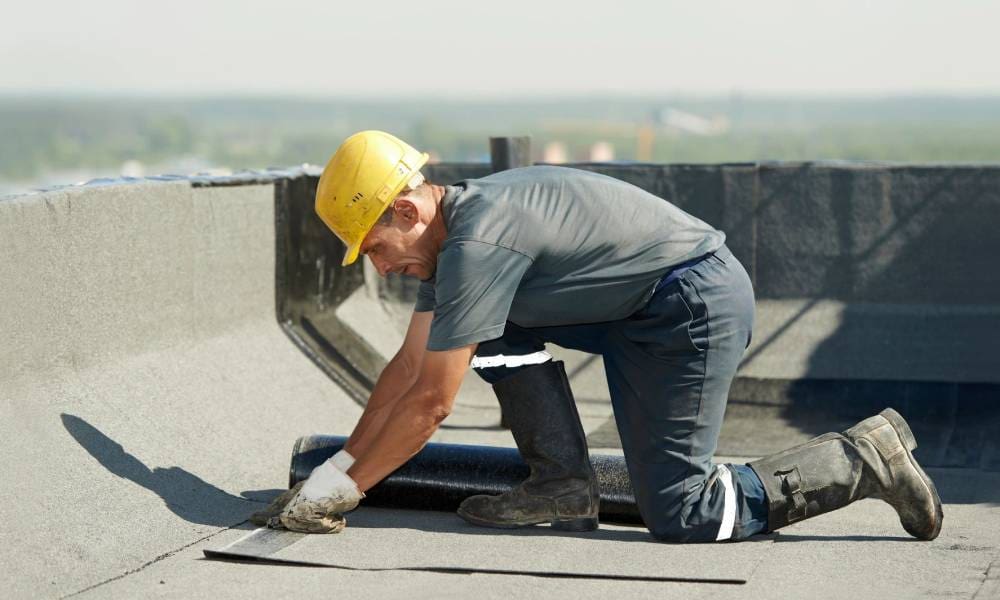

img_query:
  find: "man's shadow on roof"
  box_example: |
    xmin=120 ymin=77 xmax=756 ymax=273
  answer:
xmin=61 ymin=413 xmax=281 ymax=527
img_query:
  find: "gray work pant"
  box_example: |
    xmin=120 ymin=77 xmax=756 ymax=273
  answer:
xmin=473 ymin=245 xmax=767 ymax=542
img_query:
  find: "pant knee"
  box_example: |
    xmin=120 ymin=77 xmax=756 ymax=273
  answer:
xmin=646 ymin=515 xmax=700 ymax=543
xmin=642 ymin=464 xmax=767 ymax=543
xmin=647 ymin=512 xmax=738 ymax=543
xmin=635 ymin=493 xmax=699 ymax=543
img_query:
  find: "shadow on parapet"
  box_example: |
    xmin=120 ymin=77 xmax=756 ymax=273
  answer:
xmin=61 ymin=414 xmax=281 ymax=526
xmin=744 ymin=166 xmax=1000 ymax=483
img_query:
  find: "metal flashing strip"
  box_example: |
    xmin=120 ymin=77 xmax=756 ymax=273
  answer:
xmin=204 ymin=528 xmax=746 ymax=585
xmin=207 ymin=528 xmax=307 ymax=558
xmin=0 ymin=166 xmax=324 ymax=201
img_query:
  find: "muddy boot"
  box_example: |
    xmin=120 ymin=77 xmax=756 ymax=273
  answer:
xmin=748 ymin=408 xmax=943 ymax=540
xmin=457 ymin=361 xmax=599 ymax=531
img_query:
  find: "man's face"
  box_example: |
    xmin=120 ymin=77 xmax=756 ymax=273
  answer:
xmin=359 ymin=203 xmax=436 ymax=280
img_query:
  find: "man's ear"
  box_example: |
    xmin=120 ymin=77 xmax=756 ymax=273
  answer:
xmin=393 ymin=198 xmax=419 ymax=223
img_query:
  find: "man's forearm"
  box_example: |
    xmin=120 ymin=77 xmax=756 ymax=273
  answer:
xmin=347 ymin=384 xmax=449 ymax=492
xmin=345 ymin=342 xmax=473 ymax=494
xmin=343 ymin=353 xmax=418 ymax=458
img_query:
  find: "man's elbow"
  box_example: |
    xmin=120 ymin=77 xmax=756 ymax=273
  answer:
xmin=425 ymin=396 xmax=453 ymax=424
xmin=412 ymin=387 xmax=453 ymax=424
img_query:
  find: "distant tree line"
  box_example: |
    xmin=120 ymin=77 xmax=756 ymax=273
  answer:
xmin=3 ymin=96 xmax=1000 ymax=183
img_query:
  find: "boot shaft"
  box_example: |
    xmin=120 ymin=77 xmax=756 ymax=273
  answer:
xmin=748 ymin=433 xmax=867 ymax=530
xmin=456 ymin=360 xmax=599 ymax=531
xmin=492 ymin=361 xmax=597 ymax=493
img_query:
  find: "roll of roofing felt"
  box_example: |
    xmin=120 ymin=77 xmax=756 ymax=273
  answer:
xmin=289 ymin=435 xmax=643 ymax=525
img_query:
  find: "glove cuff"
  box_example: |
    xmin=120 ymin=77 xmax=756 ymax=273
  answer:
xmin=300 ymin=460 xmax=363 ymax=502
xmin=331 ymin=449 xmax=356 ymax=472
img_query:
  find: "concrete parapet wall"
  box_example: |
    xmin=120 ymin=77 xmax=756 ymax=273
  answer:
xmin=1 ymin=182 xmax=275 ymax=378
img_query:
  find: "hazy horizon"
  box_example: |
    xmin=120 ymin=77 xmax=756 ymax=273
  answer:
xmin=5 ymin=94 xmax=1000 ymax=197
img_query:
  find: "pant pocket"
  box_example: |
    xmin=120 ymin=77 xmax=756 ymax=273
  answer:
xmin=622 ymin=289 xmax=702 ymax=361
xmin=678 ymin=279 xmax=709 ymax=353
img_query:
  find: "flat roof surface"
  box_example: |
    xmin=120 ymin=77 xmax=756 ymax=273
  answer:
xmin=3 ymin=179 xmax=997 ymax=600
xmin=66 ymin=469 xmax=1000 ymax=599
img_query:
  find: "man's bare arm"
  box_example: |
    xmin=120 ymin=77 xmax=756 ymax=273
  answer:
xmin=342 ymin=310 xmax=431 ymax=459
xmin=347 ymin=342 xmax=476 ymax=492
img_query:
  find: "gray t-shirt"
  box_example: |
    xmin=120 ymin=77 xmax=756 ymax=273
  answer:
xmin=415 ymin=165 xmax=725 ymax=351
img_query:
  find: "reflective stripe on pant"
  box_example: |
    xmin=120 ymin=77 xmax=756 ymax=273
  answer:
xmin=472 ymin=245 xmax=768 ymax=541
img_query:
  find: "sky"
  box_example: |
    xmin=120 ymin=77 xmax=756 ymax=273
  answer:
xmin=4 ymin=0 xmax=1000 ymax=97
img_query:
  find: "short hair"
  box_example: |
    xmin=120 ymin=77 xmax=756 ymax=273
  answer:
xmin=375 ymin=203 xmax=395 ymax=226
xmin=375 ymin=171 xmax=428 ymax=227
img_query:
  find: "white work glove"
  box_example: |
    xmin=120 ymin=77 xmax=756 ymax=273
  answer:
xmin=279 ymin=452 xmax=365 ymax=533
xmin=251 ymin=450 xmax=357 ymax=529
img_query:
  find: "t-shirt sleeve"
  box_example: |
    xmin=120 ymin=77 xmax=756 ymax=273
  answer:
xmin=414 ymin=278 xmax=436 ymax=313
xmin=426 ymin=240 xmax=533 ymax=351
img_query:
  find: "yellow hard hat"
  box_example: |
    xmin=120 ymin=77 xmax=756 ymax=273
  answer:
xmin=315 ymin=130 xmax=429 ymax=266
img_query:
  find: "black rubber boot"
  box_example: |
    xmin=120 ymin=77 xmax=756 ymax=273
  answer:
xmin=457 ymin=361 xmax=600 ymax=531
xmin=748 ymin=408 xmax=943 ymax=540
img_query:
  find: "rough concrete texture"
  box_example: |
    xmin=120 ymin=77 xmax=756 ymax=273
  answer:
xmin=2 ymin=179 xmax=999 ymax=599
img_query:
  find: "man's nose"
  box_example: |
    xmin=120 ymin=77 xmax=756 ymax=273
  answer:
xmin=370 ymin=256 xmax=390 ymax=277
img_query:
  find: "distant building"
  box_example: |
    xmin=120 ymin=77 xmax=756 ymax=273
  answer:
xmin=542 ymin=142 xmax=568 ymax=164
xmin=120 ymin=160 xmax=145 ymax=178
xmin=659 ymin=108 xmax=730 ymax=136
xmin=589 ymin=142 xmax=615 ymax=162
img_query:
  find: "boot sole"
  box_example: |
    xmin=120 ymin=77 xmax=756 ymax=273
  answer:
xmin=457 ymin=507 xmax=598 ymax=532
xmin=880 ymin=408 xmax=944 ymax=540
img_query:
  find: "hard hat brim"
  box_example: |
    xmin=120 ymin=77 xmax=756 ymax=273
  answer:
xmin=341 ymin=242 xmax=362 ymax=267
